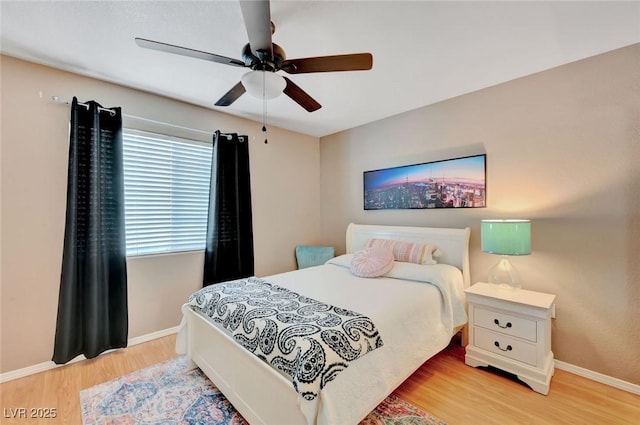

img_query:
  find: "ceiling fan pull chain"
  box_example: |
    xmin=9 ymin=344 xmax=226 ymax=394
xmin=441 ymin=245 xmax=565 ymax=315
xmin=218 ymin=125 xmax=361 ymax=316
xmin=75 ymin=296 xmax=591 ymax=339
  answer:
xmin=262 ymin=71 xmax=268 ymax=144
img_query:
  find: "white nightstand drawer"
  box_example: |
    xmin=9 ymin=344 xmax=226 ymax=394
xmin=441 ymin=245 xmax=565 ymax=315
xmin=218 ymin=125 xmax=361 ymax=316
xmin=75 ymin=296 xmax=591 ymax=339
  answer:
xmin=474 ymin=327 xmax=537 ymax=366
xmin=474 ymin=307 xmax=537 ymax=342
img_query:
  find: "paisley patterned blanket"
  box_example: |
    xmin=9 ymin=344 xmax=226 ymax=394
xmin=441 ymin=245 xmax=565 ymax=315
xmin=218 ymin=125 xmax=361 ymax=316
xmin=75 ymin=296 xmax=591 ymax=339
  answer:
xmin=187 ymin=277 xmax=383 ymax=406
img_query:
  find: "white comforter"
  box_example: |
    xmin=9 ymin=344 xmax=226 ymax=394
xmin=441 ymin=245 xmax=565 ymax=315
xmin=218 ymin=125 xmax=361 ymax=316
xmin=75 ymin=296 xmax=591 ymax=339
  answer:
xmin=177 ymin=255 xmax=466 ymax=424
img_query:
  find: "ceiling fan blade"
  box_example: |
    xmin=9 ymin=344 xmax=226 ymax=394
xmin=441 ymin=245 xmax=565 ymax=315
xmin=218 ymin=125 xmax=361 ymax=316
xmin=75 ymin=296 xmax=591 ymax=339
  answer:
xmin=239 ymin=0 xmax=273 ymax=59
xmin=283 ymin=77 xmax=321 ymax=112
xmin=135 ymin=38 xmax=245 ymax=67
xmin=215 ymin=81 xmax=246 ymax=106
xmin=281 ymin=53 xmax=373 ymax=74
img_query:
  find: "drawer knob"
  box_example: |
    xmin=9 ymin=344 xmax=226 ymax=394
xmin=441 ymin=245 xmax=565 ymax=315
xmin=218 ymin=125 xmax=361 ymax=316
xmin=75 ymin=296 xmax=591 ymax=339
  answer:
xmin=494 ymin=341 xmax=513 ymax=352
xmin=494 ymin=318 xmax=512 ymax=329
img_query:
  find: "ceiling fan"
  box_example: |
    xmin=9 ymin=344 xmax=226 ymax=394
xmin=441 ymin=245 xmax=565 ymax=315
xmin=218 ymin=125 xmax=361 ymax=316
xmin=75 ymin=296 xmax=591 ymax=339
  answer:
xmin=135 ymin=0 xmax=373 ymax=112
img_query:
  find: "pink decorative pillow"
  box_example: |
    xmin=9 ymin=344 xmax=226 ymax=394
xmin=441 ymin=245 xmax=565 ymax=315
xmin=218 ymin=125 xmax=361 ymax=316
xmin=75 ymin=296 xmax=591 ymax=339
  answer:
xmin=366 ymin=238 xmax=439 ymax=265
xmin=350 ymin=247 xmax=395 ymax=278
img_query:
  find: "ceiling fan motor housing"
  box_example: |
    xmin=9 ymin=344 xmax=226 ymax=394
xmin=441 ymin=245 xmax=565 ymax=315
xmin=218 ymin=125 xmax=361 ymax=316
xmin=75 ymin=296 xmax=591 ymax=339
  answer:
xmin=242 ymin=43 xmax=286 ymax=72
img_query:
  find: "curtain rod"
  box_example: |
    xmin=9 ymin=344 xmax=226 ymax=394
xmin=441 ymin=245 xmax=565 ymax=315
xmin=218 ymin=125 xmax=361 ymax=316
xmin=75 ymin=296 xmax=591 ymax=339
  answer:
xmin=50 ymin=96 xmax=238 ymax=139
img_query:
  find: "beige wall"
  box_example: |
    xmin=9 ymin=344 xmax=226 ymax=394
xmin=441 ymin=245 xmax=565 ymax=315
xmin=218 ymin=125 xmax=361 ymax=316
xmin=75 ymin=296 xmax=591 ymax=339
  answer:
xmin=319 ymin=44 xmax=640 ymax=384
xmin=0 ymin=56 xmax=321 ymax=373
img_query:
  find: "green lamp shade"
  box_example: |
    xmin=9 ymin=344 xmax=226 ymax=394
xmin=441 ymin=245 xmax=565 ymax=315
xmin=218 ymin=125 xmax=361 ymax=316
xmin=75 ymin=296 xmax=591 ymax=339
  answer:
xmin=481 ymin=219 xmax=531 ymax=255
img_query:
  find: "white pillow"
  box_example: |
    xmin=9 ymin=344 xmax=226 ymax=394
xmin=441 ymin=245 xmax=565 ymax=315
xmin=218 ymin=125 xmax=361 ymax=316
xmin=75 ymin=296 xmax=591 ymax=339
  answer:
xmin=366 ymin=238 xmax=440 ymax=265
xmin=326 ymin=254 xmax=353 ymax=268
xmin=350 ymin=247 xmax=395 ymax=278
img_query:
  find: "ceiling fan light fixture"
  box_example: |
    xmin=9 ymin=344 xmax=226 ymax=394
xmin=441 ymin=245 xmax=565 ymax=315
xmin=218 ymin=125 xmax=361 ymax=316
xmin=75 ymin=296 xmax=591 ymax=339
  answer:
xmin=241 ymin=70 xmax=286 ymax=100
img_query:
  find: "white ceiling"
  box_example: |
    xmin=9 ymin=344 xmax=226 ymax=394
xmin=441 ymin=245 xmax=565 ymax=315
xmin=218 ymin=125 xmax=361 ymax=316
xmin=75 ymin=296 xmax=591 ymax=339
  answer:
xmin=1 ymin=1 xmax=639 ymax=137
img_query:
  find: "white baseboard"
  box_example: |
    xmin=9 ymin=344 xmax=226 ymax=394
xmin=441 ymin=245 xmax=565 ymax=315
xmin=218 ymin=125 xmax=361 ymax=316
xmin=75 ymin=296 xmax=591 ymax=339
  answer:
xmin=128 ymin=325 xmax=180 ymax=346
xmin=554 ymin=360 xmax=640 ymax=395
xmin=0 ymin=325 xmax=180 ymax=384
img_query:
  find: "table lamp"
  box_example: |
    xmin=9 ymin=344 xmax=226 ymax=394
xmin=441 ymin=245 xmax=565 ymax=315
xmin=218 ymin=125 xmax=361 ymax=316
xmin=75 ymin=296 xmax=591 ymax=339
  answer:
xmin=481 ymin=219 xmax=531 ymax=289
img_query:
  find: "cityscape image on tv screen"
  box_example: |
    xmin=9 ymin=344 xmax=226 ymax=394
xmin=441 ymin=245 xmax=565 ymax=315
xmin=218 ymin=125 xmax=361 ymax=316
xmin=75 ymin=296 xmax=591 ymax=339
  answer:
xmin=364 ymin=154 xmax=486 ymax=210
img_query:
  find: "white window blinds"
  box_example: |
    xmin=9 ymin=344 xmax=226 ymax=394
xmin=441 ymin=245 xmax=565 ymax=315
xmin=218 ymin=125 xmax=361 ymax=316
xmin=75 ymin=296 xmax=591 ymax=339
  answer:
xmin=123 ymin=129 xmax=212 ymax=256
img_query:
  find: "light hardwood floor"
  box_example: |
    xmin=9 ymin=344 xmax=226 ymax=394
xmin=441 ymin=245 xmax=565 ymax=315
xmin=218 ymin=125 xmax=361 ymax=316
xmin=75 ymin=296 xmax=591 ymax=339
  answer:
xmin=1 ymin=334 xmax=638 ymax=424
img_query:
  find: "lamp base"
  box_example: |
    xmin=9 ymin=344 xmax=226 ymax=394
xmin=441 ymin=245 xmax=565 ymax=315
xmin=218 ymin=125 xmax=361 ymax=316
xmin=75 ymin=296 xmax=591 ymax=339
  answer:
xmin=488 ymin=256 xmax=522 ymax=290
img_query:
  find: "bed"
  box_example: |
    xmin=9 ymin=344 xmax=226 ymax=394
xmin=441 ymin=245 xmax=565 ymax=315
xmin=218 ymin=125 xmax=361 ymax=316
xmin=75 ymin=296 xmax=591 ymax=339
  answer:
xmin=176 ymin=223 xmax=470 ymax=425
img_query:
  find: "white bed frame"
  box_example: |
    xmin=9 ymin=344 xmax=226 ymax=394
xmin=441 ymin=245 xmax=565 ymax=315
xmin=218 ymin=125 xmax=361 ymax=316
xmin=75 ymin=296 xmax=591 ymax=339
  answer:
xmin=181 ymin=223 xmax=471 ymax=425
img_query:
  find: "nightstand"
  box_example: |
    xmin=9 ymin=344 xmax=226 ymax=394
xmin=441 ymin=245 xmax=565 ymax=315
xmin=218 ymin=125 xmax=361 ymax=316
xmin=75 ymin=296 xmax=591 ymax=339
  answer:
xmin=464 ymin=282 xmax=556 ymax=395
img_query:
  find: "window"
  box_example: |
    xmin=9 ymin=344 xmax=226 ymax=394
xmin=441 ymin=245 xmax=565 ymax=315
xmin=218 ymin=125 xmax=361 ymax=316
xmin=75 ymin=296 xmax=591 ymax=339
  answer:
xmin=123 ymin=129 xmax=212 ymax=256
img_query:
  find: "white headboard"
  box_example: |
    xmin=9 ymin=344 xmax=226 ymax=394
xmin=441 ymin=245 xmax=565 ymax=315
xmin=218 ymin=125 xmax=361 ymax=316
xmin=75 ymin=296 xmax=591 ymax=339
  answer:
xmin=346 ymin=223 xmax=471 ymax=288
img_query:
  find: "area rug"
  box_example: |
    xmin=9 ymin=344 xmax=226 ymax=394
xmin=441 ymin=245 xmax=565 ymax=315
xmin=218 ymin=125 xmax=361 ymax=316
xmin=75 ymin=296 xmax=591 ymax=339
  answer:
xmin=80 ymin=356 xmax=446 ymax=425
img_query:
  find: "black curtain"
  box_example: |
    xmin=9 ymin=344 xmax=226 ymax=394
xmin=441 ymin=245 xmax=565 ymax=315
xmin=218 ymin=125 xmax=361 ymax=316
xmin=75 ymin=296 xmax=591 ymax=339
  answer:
xmin=52 ymin=97 xmax=128 ymax=364
xmin=203 ymin=131 xmax=254 ymax=286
